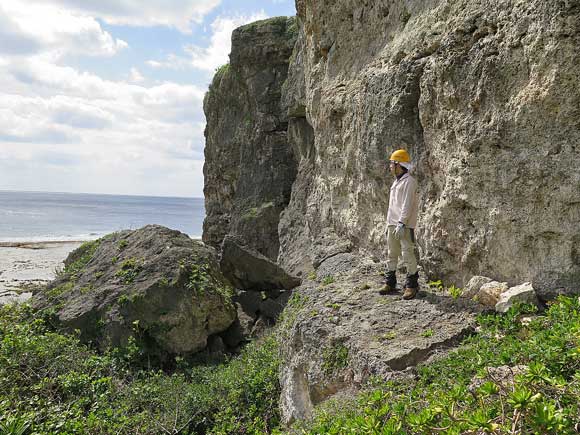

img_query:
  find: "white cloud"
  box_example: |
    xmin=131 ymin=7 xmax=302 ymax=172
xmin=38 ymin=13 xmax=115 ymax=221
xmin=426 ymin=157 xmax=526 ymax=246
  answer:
xmin=129 ymin=67 xmax=145 ymax=83
xmin=0 ymin=0 xmax=253 ymax=198
xmin=22 ymin=0 xmax=222 ymax=33
xmin=1 ymin=1 xmax=127 ymax=58
xmin=0 ymin=55 xmax=207 ymax=195
xmin=148 ymin=11 xmax=269 ymax=72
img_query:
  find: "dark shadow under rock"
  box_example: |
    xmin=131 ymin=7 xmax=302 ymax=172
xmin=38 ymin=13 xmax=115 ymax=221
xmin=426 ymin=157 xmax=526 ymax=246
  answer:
xmin=220 ymin=235 xmax=301 ymax=290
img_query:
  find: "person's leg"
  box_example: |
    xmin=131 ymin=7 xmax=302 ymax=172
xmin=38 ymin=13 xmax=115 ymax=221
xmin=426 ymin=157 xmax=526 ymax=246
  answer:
xmin=380 ymin=225 xmax=400 ymax=294
xmin=400 ymin=228 xmax=419 ymax=299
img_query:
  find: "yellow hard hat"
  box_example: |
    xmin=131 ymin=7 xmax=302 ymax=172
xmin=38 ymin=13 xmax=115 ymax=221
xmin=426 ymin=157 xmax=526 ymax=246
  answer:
xmin=389 ymin=149 xmax=411 ymax=163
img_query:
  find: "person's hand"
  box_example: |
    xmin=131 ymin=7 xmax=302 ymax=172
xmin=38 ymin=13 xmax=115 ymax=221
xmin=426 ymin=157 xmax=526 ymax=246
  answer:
xmin=394 ymin=222 xmax=405 ymax=240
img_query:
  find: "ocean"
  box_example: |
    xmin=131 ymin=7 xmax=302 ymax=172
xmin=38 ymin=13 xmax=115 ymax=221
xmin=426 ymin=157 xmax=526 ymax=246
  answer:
xmin=0 ymin=190 xmax=205 ymax=243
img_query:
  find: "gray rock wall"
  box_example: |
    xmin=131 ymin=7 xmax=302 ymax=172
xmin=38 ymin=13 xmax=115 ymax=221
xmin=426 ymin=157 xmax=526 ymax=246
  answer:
xmin=203 ymin=17 xmax=299 ymax=261
xmin=280 ymin=0 xmax=580 ymax=295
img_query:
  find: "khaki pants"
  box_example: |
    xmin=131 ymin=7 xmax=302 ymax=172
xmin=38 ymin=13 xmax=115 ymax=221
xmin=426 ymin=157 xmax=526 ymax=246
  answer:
xmin=386 ymin=225 xmax=418 ymax=275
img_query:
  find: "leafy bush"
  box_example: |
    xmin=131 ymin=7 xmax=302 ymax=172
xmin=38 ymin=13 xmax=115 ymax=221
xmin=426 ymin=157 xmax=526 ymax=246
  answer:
xmin=0 ymin=303 xmax=280 ymax=434
xmin=297 ymin=298 xmax=580 ymax=434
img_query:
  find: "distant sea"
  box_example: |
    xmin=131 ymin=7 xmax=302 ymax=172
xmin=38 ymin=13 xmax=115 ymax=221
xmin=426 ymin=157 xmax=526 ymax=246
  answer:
xmin=0 ymin=191 xmax=205 ymax=243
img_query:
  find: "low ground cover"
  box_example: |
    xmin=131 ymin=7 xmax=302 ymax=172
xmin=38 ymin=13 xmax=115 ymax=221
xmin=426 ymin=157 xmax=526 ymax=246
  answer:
xmin=295 ymin=297 xmax=580 ymax=434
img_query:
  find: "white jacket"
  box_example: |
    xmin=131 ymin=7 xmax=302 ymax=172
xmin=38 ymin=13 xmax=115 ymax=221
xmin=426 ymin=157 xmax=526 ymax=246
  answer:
xmin=387 ymin=173 xmax=418 ymax=228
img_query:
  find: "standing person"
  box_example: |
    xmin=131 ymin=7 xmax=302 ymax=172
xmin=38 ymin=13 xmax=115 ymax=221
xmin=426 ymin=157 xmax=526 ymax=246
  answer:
xmin=379 ymin=149 xmax=420 ymax=300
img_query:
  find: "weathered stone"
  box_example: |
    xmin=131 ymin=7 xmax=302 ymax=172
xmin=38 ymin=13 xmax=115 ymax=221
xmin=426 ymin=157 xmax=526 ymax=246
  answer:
xmin=464 ymin=276 xmax=494 ymax=299
xmin=220 ymin=235 xmax=301 ymax=290
xmin=203 ymin=16 xmax=298 ymax=261
xmin=495 ymin=282 xmax=539 ymax=313
xmin=278 ymin=260 xmax=483 ymax=424
xmin=32 ymin=226 xmax=236 ymax=361
xmin=277 ymin=0 xmax=580 ymax=295
xmin=233 ymin=289 xmax=263 ymax=317
xmin=316 ymin=253 xmax=360 ymax=279
xmin=476 ymin=281 xmax=509 ymax=307
xmin=260 ymin=291 xmax=292 ymax=320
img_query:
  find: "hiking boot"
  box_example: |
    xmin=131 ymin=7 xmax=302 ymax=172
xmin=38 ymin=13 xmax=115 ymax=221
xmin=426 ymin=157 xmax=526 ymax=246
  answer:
xmin=379 ymin=270 xmax=397 ymax=295
xmin=404 ymin=272 xmax=419 ymax=289
xmin=378 ymin=283 xmax=396 ymax=295
xmin=403 ymin=287 xmax=419 ymax=300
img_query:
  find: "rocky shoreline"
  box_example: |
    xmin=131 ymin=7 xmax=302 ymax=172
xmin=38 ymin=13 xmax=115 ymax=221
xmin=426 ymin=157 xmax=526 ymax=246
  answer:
xmin=0 ymin=241 xmax=82 ymax=304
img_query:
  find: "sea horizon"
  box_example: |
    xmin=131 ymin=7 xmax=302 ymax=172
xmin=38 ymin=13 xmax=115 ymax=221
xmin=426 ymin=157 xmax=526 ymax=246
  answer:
xmin=0 ymin=190 xmax=205 ymax=243
xmin=0 ymin=188 xmax=203 ymax=200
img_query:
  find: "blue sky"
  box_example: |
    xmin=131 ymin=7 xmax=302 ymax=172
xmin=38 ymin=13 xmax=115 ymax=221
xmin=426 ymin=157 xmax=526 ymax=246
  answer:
xmin=0 ymin=0 xmax=296 ymax=198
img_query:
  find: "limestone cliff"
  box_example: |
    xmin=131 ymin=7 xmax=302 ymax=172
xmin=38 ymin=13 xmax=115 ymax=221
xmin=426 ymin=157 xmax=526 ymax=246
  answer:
xmin=203 ymin=17 xmax=298 ymax=261
xmin=279 ymin=0 xmax=580 ymax=299
xmin=202 ymin=0 xmax=580 ymax=425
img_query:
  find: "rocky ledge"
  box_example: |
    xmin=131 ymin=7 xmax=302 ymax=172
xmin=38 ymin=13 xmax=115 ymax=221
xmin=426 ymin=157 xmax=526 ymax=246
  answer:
xmin=278 ymin=254 xmax=484 ymax=423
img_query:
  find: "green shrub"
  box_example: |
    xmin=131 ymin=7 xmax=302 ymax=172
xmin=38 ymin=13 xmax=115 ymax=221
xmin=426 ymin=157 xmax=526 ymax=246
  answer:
xmin=115 ymin=258 xmax=142 ymax=284
xmin=298 ymin=298 xmax=580 ymax=434
xmin=62 ymin=239 xmax=101 ymax=279
xmin=0 ymin=303 xmax=281 ymax=435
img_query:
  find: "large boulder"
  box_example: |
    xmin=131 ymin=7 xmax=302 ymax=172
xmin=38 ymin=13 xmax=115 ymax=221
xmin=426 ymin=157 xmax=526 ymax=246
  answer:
xmin=220 ymin=235 xmax=301 ymax=290
xmin=32 ymin=225 xmax=236 ymax=361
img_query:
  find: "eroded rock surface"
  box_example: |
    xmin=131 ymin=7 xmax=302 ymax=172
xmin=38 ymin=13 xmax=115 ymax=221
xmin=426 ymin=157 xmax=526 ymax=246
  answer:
xmin=32 ymin=226 xmax=236 ymax=362
xmin=220 ymin=235 xmax=301 ymax=290
xmin=279 ymin=259 xmax=483 ymax=424
xmin=200 ymin=0 xmax=580 ymax=426
xmin=279 ymin=0 xmax=580 ymax=295
xmin=203 ymin=16 xmax=299 ymax=261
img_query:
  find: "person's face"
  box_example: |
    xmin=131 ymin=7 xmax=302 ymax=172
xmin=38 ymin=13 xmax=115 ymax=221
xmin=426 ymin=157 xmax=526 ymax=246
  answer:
xmin=389 ymin=160 xmax=399 ymax=176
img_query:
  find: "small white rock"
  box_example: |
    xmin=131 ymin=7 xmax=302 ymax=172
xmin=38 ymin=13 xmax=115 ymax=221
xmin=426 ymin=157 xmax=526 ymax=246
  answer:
xmin=464 ymin=275 xmax=494 ymax=299
xmin=495 ymin=282 xmax=538 ymax=313
xmin=476 ymin=281 xmax=509 ymax=307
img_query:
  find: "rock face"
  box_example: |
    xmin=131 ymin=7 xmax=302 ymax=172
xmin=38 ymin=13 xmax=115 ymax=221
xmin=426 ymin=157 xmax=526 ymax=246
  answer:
xmin=279 ymin=0 xmax=580 ymax=295
xmin=32 ymin=226 xmax=236 ymax=361
xmin=220 ymin=235 xmax=301 ymax=291
xmin=200 ymin=0 xmax=580 ymax=427
xmin=203 ymin=17 xmax=299 ymax=261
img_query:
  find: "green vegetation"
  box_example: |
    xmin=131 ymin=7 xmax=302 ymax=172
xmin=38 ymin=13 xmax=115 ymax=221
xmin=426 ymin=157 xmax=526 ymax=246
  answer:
xmin=214 ymin=63 xmax=229 ymax=77
xmin=448 ymin=284 xmax=463 ymax=299
xmin=429 ymin=280 xmax=463 ymax=299
xmin=115 ymin=258 xmax=143 ymax=285
xmin=0 ymin=303 xmax=281 ymax=435
xmin=61 ymin=239 xmax=101 ymax=280
xmin=286 ymin=17 xmax=298 ymax=39
xmin=321 ymin=275 xmax=335 ymax=286
xmin=117 ymin=240 xmax=128 ymax=251
xmin=185 ymin=260 xmax=233 ymax=300
xmin=421 ymin=329 xmax=434 ymax=338
xmin=242 ymin=201 xmax=275 ymax=221
xmin=381 ymin=331 xmax=397 ymax=341
xmin=427 ymin=279 xmax=444 ymax=292
xmin=5 ymin=273 xmax=580 ymax=434
xmin=322 ymin=344 xmax=349 ymax=376
xmin=45 ymin=281 xmax=74 ymax=299
xmin=297 ymin=298 xmax=580 ymax=434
